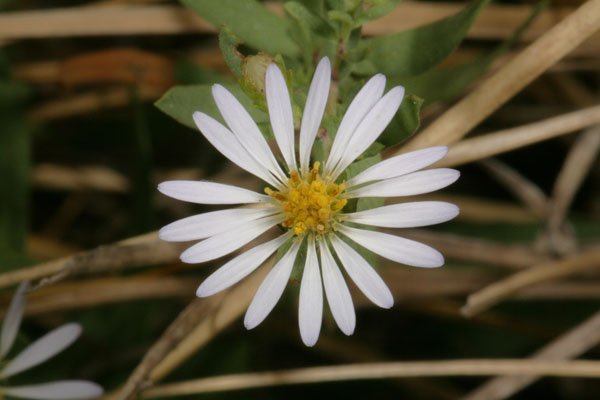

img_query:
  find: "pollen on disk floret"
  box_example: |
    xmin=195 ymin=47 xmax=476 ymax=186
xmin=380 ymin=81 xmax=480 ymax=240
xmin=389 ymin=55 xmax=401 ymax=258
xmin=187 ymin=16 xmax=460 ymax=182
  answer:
xmin=264 ymin=162 xmax=347 ymax=236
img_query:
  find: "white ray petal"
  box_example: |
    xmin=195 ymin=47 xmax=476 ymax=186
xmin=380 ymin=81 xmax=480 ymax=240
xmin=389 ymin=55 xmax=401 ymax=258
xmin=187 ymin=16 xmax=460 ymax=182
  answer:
xmin=331 ymin=86 xmax=405 ymax=179
xmin=325 ymin=74 xmax=386 ymax=175
xmin=193 ymin=112 xmax=283 ymax=188
xmin=180 ymin=215 xmax=282 ymax=264
xmin=1 ymin=281 xmax=29 ymax=359
xmin=244 ymin=239 xmax=302 ymax=329
xmin=196 ymin=232 xmax=292 ymax=297
xmin=159 ymin=207 xmax=279 ymax=242
xmin=2 ymin=381 xmax=103 ymax=400
xmin=299 ymin=57 xmax=331 ymax=173
xmin=329 ymin=234 xmax=393 ymax=308
xmin=346 ymin=146 xmax=449 ymax=187
xmin=344 ymin=202 xmax=459 ymax=228
xmin=158 ymin=181 xmax=270 ymax=205
xmin=319 ymin=239 xmax=355 ymax=335
xmin=212 ymin=84 xmax=287 ymax=182
xmin=298 ymin=236 xmax=323 ymax=347
xmin=0 ymin=323 xmax=81 ymax=379
xmin=338 ymin=224 xmax=444 ymax=268
xmin=347 ymin=168 xmax=460 ymax=199
xmin=266 ymin=64 xmax=297 ymax=171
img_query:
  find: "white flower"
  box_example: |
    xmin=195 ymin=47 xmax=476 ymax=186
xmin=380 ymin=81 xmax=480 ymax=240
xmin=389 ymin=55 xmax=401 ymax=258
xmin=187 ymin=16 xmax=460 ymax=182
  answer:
xmin=158 ymin=57 xmax=459 ymax=346
xmin=0 ymin=281 xmax=103 ymax=400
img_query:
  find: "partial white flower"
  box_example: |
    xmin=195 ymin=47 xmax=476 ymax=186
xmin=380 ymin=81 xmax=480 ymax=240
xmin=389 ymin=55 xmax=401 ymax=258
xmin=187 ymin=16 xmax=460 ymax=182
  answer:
xmin=159 ymin=57 xmax=460 ymax=346
xmin=0 ymin=282 xmax=103 ymax=400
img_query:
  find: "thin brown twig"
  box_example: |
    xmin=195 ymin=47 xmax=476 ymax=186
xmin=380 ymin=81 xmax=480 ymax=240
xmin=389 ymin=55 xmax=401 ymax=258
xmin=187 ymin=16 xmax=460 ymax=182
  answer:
xmin=399 ymin=0 xmax=600 ymax=152
xmin=0 ymin=277 xmax=197 ymax=319
xmin=479 ymin=159 xmax=548 ymax=218
xmin=389 ymin=194 xmax=538 ymax=223
xmin=434 ymin=104 xmax=600 ymax=168
xmin=148 ymin=260 xmax=272 ymax=383
xmin=0 ymin=231 xmax=186 ymax=290
xmin=140 ymin=360 xmax=600 ymax=398
xmin=32 ymin=163 xmax=130 ymax=193
xmin=461 ymin=249 xmax=600 ymax=317
xmin=547 ymin=126 xmax=600 ymax=232
xmin=114 ymin=293 xmax=227 ymax=400
xmin=26 ymin=235 xmax=81 ymax=260
xmin=536 ymin=126 xmax=600 ymax=256
xmin=4 ymin=267 xmax=600 ymax=321
xmin=28 ymin=85 xmax=164 ymax=121
xmin=399 ymin=229 xmax=544 ymax=269
xmin=464 ymin=310 xmax=600 ymax=400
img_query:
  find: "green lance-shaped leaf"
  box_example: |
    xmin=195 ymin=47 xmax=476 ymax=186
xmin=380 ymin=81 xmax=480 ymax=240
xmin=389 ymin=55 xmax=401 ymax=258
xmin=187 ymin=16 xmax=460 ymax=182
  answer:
xmin=219 ymin=26 xmax=243 ymax=79
xmin=285 ymin=2 xmax=335 ymax=36
xmin=354 ymin=0 xmax=491 ymax=78
xmin=155 ymin=83 xmax=268 ymax=130
xmin=378 ymin=94 xmax=423 ymax=146
xmin=354 ymin=0 xmax=401 ymax=27
xmin=400 ymin=0 xmax=548 ymax=105
xmin=180 ymin=0 xmax=299 ymax=58
xmin=174 ymin=59 xmax=232 ymax=85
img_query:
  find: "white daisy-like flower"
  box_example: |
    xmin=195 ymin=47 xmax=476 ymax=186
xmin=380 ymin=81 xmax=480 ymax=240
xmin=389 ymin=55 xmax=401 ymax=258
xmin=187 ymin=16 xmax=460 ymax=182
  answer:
xmin=158 ymin=57 xmax=459 ymax=346
xmin=0 ymin=281 xmax=103 ymax=400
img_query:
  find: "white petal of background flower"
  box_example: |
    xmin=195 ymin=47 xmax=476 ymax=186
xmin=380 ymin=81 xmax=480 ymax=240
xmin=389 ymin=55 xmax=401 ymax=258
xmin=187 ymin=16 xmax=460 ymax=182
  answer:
xmin=319 ymin=239 xmax=355 ymax=335
xmin=2 ymin=380 xmax=103 ymax=400
xmin=196 ymin=232 xmax=292 ymax=297
xmin=345 ymin=201 xmax=459 ymax=228
xmin=212 ymin=84 xmax=287 ymax=183
xmin=180 ymin=214 xmax=283 ymax=264
xmin=158 ymin=181 xmax=270 ymax=204
xmin=329 ymin=234 xmax=393 ymax=309
xmin=299 ymin=57 xmax=331 ymax=173
xmin=338 ymin=225 xmax=444 ymax=268
xmin=159 ymin=207 xmax=279 ymax=242
xmin=325 ymin=73 xmax=386 ymax=175
xmin=0 ymin=281 xmax=29 ymax=359
xmin=0 ymin=323 xmax=81 ymax=379
xmin=244 ymin=239 xmax=302 ymax=330
xmin=331 ymin=85 xmax=405 ymax=179
xmin=346 ymin=146 xmax=448 ymax=188
xmin=298 ymin=237 xmax=323 ymax=346
xmin=266 ymin=64 xmax=297 ymax=171
xmin=347 ymin=168 xmax=460 ymax=199
xmin=193 ymin=111 xmax=283 ymax=189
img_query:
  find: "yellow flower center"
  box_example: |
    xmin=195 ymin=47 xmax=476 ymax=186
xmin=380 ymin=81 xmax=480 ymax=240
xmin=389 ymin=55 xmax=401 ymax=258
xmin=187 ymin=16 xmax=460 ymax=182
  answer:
xmin=265 ymin=162 xmax=347 ymax=236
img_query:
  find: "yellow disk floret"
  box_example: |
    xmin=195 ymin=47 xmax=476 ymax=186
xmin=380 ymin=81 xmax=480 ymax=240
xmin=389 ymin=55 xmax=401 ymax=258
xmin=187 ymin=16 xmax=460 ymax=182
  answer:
xmin=265 ymin=162 xmax=347 ymax=236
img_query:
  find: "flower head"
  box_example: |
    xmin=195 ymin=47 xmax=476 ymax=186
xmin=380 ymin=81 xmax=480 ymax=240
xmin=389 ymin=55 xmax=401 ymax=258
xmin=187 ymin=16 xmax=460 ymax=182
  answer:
xmin=159 ymin=57 xmax=459 ymax=346
xmin=0 ymin=281 xmax=103 ymax=400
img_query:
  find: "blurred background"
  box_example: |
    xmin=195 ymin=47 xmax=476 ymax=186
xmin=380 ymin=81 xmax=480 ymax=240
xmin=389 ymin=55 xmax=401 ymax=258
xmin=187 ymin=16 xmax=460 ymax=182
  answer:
xmin=0 ymin=0 xmax=599 ymax=399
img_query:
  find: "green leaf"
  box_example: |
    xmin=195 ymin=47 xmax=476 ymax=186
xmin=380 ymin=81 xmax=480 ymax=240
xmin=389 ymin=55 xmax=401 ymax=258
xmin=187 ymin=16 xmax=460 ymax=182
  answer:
xmin=354 ymin=0 xmax=491 ymax=78
xmin=342 ymin=153 xmax=381 ymax=182
xmin=155 ymin=83 xmax=268 ymax=130
xmin=174 ymin=59 xmax=232 ymax=85
xmin=354 ymin=0 xmax=400 ymax=26
xmin=180 ymin=0 xmax=299 ymax=57
xmin=328 ymin=9 xmax=353 ymax=26
xmin=399 ymin=0 xmax=548 ymax=105
xmin=285 ymin=2 xmax=335 ymax=36
xmin=379 ymin=94 xmax=423 ymax=146
xmin=218 ymin=27 xmax=244 ymax=78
